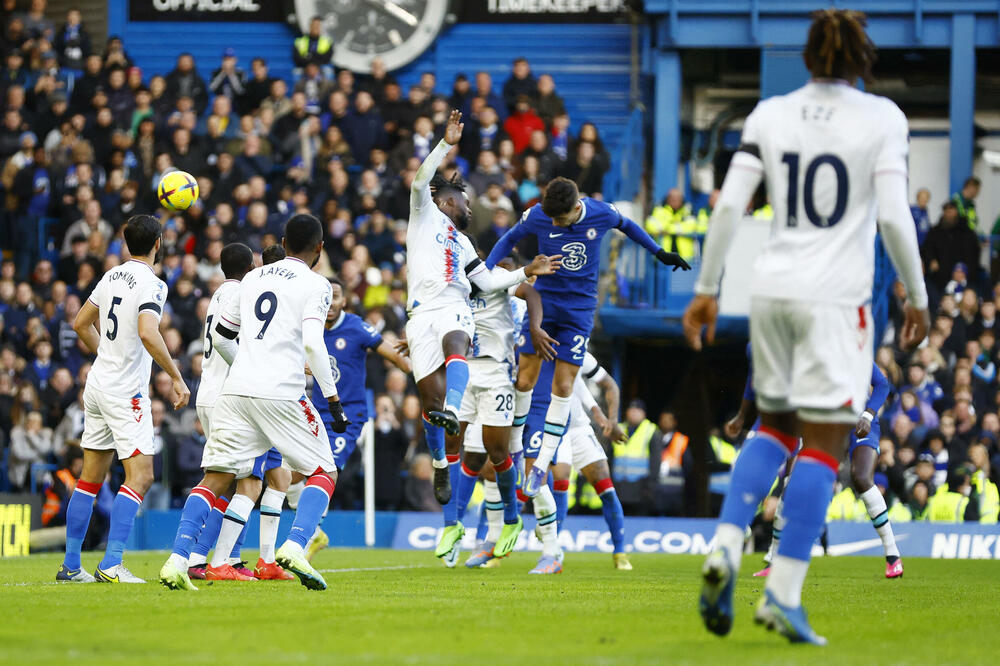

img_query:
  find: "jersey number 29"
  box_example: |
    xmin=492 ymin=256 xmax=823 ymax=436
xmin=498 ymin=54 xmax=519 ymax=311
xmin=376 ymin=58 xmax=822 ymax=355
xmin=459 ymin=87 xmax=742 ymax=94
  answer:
xmin=781 ymin=152 xmax=848 ymax=228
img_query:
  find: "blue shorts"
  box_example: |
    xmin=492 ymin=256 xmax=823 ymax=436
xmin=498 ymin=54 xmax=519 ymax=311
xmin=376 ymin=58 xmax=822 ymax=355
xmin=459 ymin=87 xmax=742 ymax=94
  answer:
xmin=250 ymin=448 xmax=283 ymax=479
xmin=322 ymin=403 xmax=366 ymax=469
xmin=519 ymin=302 xmax=594 ymax=366
xmin=848 ymin=424 xmax=880 ymax=457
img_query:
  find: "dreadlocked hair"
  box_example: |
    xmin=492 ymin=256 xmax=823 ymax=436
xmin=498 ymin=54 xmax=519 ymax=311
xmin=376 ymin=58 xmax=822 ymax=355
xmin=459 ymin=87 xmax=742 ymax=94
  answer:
xmin=430 ymin=172 xmax=466 ymax=200
xmin=803 ymin=8 xmax=876 ymax=84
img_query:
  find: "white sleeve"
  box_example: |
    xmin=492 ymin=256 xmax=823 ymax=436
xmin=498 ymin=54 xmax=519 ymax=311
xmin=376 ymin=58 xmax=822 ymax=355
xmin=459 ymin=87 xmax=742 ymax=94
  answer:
xmin=410 ymin=140 xmax=452 ymax=214
xmin=217 ymin=286 xmax=242 ymax=335
xmin=573 ymin=372 xmax=599 ymax=415
xmin=214 ymin=335 xmax=238 ymax=366
xmin=580 ymin=351 xmax=609 ymax=384
xmin=467 ymin=263 xmax=528 ymax=293
xmin=304 ymin=317 xmax=338 ymax=400
xmin=694 ymin=107 xmax=765 ymax=296
xmin=876 ymin=171 xmax=929 ymax=310
xmin=138 ymin=279 xmax=167 ymax=320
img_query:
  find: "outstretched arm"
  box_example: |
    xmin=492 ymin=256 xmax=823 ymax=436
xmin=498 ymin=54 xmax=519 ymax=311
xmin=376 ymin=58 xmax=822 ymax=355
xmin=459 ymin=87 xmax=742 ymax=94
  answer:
xmin=376 ymin=339 xmax=411 ymax=374
xmin=484 ymin=222 xmax=530 ymax=269
xmin=467 ymin=254 xmax=561 ymax=293
xmin=411 ymin=109 xmax=464 ymax=213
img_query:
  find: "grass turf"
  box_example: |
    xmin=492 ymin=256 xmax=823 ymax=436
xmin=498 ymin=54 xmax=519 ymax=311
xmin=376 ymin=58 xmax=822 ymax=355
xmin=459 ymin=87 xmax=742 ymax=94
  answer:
xmin=1 ymin=549 xmax=998 ymax=664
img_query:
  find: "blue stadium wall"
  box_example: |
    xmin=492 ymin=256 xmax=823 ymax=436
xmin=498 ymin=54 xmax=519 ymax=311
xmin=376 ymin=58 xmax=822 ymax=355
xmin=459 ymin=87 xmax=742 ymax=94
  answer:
xmin=106 ymin=4 xmax=634 ymax=150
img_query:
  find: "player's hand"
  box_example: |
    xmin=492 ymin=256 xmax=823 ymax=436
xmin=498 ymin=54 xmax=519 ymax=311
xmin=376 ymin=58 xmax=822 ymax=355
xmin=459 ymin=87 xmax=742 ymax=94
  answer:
xmin=394 ymin=340 xmax=410 ymax=357
xmin=855 ymin=415 xmax=872 ymax=439
xmin=682 ymin=294 xmax=718 ymax=351
xmin=530 ymin=325 xmax=559 ymax=361
xmin=171 ymin=378 xmax=191 ymax=410
xmin=656 ymin=249 xmax=691 ymax=272
xmin=525 ymin=254 xmax=562 ymax=277
xmin=724 ymin=414 xmax=744 ymax=440
xmin=899 ymin=304 xmax=929 ymax=352
xmin=328 ymin=398 xmax=351 ymax=434
xmin=607 ymin=422 xmax=627 ymax=444
xmin=444 ymin=109 xmax=464 ymax=145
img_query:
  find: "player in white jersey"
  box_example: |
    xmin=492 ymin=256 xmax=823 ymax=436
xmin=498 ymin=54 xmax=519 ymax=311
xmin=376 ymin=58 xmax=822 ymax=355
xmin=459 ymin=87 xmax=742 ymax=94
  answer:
xmin=186 ymin=243 xmax=295 ymax=582
xmin=435 ymin=256 xmax=555 ymax=566
xmin=57 ymin=215 xmax=190 ymax=584
xmin=404 ymin=109 xmax=560 ymax=507
xmin=160 ymin=214 xmax=350 ymax=592
xmin=550 ymin=352 xmax=632 ymax=570
xmin=684 ymin=10 xmax=929 ymax=644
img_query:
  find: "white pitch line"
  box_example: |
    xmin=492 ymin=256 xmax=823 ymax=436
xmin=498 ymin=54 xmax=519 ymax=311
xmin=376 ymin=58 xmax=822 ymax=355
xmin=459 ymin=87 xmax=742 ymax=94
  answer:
xmin=317 ymin=564 xmax=430 ymax=573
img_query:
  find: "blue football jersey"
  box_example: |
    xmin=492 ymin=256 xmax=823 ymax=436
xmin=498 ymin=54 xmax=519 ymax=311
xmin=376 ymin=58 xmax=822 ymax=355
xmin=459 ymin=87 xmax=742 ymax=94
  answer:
xmin=311 ymin=312 xmax=382 ymax=422
xmin=486 ymin=198 xmax=624 ymax=310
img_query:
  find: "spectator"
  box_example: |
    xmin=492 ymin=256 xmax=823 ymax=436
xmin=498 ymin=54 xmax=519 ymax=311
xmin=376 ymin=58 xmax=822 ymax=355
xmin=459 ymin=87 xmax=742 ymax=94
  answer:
xmin=241 ymin=57 xmax=273 ymax=115
xmin=535 ymin=74 xmax=566 ymax=127
xmin=561 ymin=140 xmax=606 ymax=197
xmin=8 ymin=410 xmax=53 ymax=490
xmin=61 ymin=200 xmax=112 ymax=256
xmin=341 ymin=91 xmax=385 ymax=167
xmin=910 ymin=187 xmax=931 ymax=246
xmin=522 ymin=129 xmax=561 ymax=184
xmin=292 ymin=16 xmax=333 ymax=73
xmin=54 ymin=8 xmax=90 ymax=70
xmin=503 ymin=95 xmax=544 ymax=154
xmin=209 ymin=48 xmax=246 ymax=102
xmin=470 ymin=71 xmax=505 ymax=121
xmin=927 ymin=468 xmax=979 ymax=521
xmin=923 ymin=200 xmax=980 ymax=295
xmin=502 ymin=57 xmax=537 ymax=113
xmin=164 ymin=53 xmax=208 ymax=115
xmin=951 ymin=176 xmax=980 ymax=231
xmin=611 ymin=399 xmax=660 ymax=514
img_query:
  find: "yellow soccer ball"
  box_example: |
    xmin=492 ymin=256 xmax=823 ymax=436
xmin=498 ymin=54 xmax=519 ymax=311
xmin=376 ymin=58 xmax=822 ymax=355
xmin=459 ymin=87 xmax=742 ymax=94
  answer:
xmin=157 ymin=170 xmax=199 ymax=211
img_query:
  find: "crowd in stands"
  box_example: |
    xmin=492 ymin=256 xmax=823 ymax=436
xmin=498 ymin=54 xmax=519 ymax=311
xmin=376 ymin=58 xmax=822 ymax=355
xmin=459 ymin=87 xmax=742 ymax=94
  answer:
xmin=0 ymin=3 xmax=620 ymax=525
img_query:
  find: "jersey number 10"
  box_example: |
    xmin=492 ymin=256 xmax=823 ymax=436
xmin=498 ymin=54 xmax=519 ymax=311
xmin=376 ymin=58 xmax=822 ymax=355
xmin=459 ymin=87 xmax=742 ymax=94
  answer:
xmin=781 ymin=152 xmax=848 ymax=228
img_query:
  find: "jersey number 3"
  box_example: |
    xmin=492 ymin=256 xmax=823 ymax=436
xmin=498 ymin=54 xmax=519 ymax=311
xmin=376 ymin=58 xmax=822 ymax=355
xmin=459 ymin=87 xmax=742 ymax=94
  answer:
xmin=781 ymin=152 xmax=848 ymax=228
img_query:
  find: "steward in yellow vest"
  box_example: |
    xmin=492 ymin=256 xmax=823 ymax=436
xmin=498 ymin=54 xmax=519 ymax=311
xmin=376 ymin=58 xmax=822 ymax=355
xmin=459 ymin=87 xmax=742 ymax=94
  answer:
xmin=926 ymin=470 xmax=979 ymax=522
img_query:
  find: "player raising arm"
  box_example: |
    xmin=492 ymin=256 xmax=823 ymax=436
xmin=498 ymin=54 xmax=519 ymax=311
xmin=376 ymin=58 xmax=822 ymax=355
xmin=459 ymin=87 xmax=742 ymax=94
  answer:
xmin=57 ymin=215 xmax=189 ymax=584
xmin=683 ymin=9 xmax=928 ymax=645
xmin=485 ymin=178 xmax=690 ymax=499
xmin=405 ymin=109 xmax=560 ymax=504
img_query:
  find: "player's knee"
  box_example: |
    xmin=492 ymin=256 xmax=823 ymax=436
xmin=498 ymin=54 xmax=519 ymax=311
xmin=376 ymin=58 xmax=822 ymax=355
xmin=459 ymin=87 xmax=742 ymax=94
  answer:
xmin=266 ymin=466 xmax=292 ymax=492
xmin=465 ymin=451 xmax=488 ymax=471
xmin=238 ymin=477 xmax=263 ymax=500
xmin=126 ymin=469 xmax=155 ymax=495
xmin=851 ymin=469 xmax=873 ymax=493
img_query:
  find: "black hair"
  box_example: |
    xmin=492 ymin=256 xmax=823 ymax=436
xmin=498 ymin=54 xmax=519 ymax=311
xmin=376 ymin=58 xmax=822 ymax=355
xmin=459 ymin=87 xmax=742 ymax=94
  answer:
xmin=122 ymin=214 xmax=161 ymax=257
xmin=964 ymin=177 xmax=981 ymax=188
xmin=283 ymin=213 xmax=323 ymax=255
xmin=541 ymin=177 xmax=579 ymax=218
xmin=803 ymin=9 xmax=877 ymax=83
xmin=430 ymin=171 xmax=466 ymax=202
xmin=261 ymin=244 xmax=286 ymax=265
xmin=220 ymin=242 xmax=254 ymax=279
xmin=328 ymin=277 xmax=345 ymax=292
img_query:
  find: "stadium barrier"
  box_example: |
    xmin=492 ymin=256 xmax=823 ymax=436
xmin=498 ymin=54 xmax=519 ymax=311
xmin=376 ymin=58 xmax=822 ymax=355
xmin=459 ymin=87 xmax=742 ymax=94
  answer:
xmin=12 ymin=510 xmax=990 ymax=560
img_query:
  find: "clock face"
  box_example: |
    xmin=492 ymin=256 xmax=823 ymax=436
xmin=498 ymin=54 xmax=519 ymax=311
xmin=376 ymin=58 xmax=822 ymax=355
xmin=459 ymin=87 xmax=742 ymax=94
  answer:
xmin=295 ymin=0 xmax=449 ymax=74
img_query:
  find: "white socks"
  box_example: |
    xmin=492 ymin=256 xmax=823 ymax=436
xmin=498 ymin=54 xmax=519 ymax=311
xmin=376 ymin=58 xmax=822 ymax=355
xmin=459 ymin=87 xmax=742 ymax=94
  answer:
xmin=285 ymin=481 xmax=304 ymax=509
xmin=483 ymin=480 xmax=503 ymax=543
xmin=259 ymin=488 xmax=286 ymax=564
xmin=859 ymin=486 xmax=899 ymax=558
xmin=533 ymin=394 xmax=571 ymax=472
xmin=533 ymin=485 xmax=561 ymax=557
xmin=765 ymin=499 xmax=786 ymax=565
xmin=210 ymin=494 xmax=254 ymax=568
xmin=509 ymin=389 xmax=532 ymax=452
xmin=766 ymin=555 xmax=809 ymax=608
xmin=714 ymin=523 xmax=745 ymax=572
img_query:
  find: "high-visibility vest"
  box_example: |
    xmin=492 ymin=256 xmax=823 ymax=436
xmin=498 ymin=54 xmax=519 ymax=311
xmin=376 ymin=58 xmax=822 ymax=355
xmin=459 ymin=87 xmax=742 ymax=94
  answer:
xmin=952 ymin=193 xmax=978 ymax=230
xmin=887 ymin=500 xmax=912 ymax=523
xmin=571 ymin=472 xmax=603 ymax=511
xmin=826 ymin=488 xmax=866 ymax=521
xmin=972 ymin=471 xmax=999 ymax=524
xmin=659 ymin=431 xmax=689 ymax=469
xmin=752 ymin=204 xmax=774 ymax=221
xmin=294 ymin=35 xmax=332 ymax=59
xmin=709 ymin=436 xmax=736 ymax=465
xmin=927 ymin=489 xmax=970 ymax=522
xmin=612 ymin=419 xmax=657 ymax=482
xmin=42 ymin=468 xmax=77 ymax=526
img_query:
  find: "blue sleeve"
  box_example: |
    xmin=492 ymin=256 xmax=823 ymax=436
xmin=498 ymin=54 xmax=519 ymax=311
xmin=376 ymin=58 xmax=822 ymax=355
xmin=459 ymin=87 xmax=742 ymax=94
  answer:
xmin=866 ymin=364 xmax=890 ymax=413
xmin=743 ymin=344 xmax=755 ymax=402
xmin=616 ymin=215 xmax=662 ymax=256
xmin=485 ymin=220 xmax=531 ymax=269
xmin=366 ymin=328 xmax=383 ymax=350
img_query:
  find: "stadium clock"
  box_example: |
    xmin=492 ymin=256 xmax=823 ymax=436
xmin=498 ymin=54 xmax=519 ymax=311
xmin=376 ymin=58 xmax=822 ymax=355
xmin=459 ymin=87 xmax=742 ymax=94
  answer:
xmin=293 ymin=0 xmax=450 ymax=74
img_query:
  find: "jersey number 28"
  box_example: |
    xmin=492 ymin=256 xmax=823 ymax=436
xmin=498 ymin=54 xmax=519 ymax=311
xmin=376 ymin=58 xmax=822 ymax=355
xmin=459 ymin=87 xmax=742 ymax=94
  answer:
xmin=781 ymin=152 xmax=848 ymax=228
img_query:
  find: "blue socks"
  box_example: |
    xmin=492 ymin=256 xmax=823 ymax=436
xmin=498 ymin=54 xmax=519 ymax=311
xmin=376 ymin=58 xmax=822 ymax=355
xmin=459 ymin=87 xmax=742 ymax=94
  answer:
xmin=172 ymin=486 xmax=216 ymax=558
xmin=63 ymin=480 xmax=101 ymax=570
xmin=596 ymin=480 xmax=626 ymax=554
xmin=476 ymin=503 xmax=490 ymax=541
xmin=190 ymin=496 xmax=228 ymax=561
xmin=776 ymin=450 xmax=837 ymax=561
xmin=444 ymin=355 xmax=469 ymax=414
xmin=423 ymin=416 xmax=446 ymax=462
xmin=99 ymin=485 xmax=143 ymax=570
xmin=553 ymin=478 xmax=569 ymax=529
xmin=718 ymin=427 xmax=794 ymax=530
xmin=494 ymin=457 xmax=519 ymax=523
xmin=287 ymin=475 xmax=334 ymax=548
xmin=455 ymin=461 xmax=479 ymax=523
xmin=442 ymin=456 xmax=461 ymax=526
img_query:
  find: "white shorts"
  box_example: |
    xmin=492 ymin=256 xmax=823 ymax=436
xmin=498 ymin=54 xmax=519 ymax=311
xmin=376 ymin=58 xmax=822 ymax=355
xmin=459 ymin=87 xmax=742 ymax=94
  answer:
xmin=750 ymin=296 xmax=871 ymax=424
xmin=463 ymin=422 xmax=485 ymax=454
xmin=200 ymin=394 xmax=335 ymax=476
xmin=80 ymin=385 xmax=155 ymax=459
xmin=405 ymin=300 xmax=475 ymax=382
xmin=458 ymin=358 xmax=515 ymax=427
xmin=196 ymin=404 xmax=214 ymax=437
xmin=555 ymin=425 xmax=607 ymax=470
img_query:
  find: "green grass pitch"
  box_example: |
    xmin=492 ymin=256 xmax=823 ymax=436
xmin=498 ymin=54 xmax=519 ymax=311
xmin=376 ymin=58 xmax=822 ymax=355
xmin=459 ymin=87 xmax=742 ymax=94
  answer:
xmin=1 ymin=550 xmax=998 ymax=664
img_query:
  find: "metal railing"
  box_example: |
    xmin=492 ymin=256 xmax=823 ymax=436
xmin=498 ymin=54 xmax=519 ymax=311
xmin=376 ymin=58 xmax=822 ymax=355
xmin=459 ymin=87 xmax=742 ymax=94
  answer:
xmin=603 ymin=107 xmax=645 ymax=203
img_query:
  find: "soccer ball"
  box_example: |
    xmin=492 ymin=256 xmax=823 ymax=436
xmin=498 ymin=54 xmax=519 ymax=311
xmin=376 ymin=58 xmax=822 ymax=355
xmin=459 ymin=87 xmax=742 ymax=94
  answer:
xmin=157 ymin=170 xmax=199 ymax=211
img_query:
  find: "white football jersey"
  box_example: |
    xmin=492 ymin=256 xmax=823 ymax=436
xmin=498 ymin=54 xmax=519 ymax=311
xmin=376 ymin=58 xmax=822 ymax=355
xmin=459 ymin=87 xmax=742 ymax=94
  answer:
xmin=220 ymin=257 xmax=333 ymax=401
xmin=406 ymin=193 xmax=477 ymax=310
xmin=571 ymin=352 xmax=607 ymax=425
xmin=738 ymin=81 xmax=909 ymax=306
xmin=196 ymin=279 xmax=240 ymax=409
xmin=85 ymin=259 xmax=167 ymax=398
xmin=469 ymin=282 xmax=517 ymax=364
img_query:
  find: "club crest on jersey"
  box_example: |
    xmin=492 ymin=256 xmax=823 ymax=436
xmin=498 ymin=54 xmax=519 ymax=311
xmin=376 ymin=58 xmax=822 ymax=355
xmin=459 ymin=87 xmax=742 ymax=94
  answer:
xmin=335 ymin=338 xmax=347 ymax=350
xmin=586 ymin=228 xmax=597 ymax=240
xmin=299 ymin=398 xmax=321 ymax=437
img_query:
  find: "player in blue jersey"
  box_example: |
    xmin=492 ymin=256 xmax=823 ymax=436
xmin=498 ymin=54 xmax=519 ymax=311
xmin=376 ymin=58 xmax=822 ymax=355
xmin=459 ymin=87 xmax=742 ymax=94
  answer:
xmin=299 ymin=276 xmax=410 ymax=560
xmin=486 ymin=178 xmax=690 ymax=498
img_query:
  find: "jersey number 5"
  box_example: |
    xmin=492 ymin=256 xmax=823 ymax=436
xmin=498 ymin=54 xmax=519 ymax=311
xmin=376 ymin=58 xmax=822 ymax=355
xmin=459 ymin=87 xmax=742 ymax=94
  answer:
xmin=106 ymin=296 xmax=122 ymax=341
xmin=781 ymin=152 xmax=848 ymax=228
